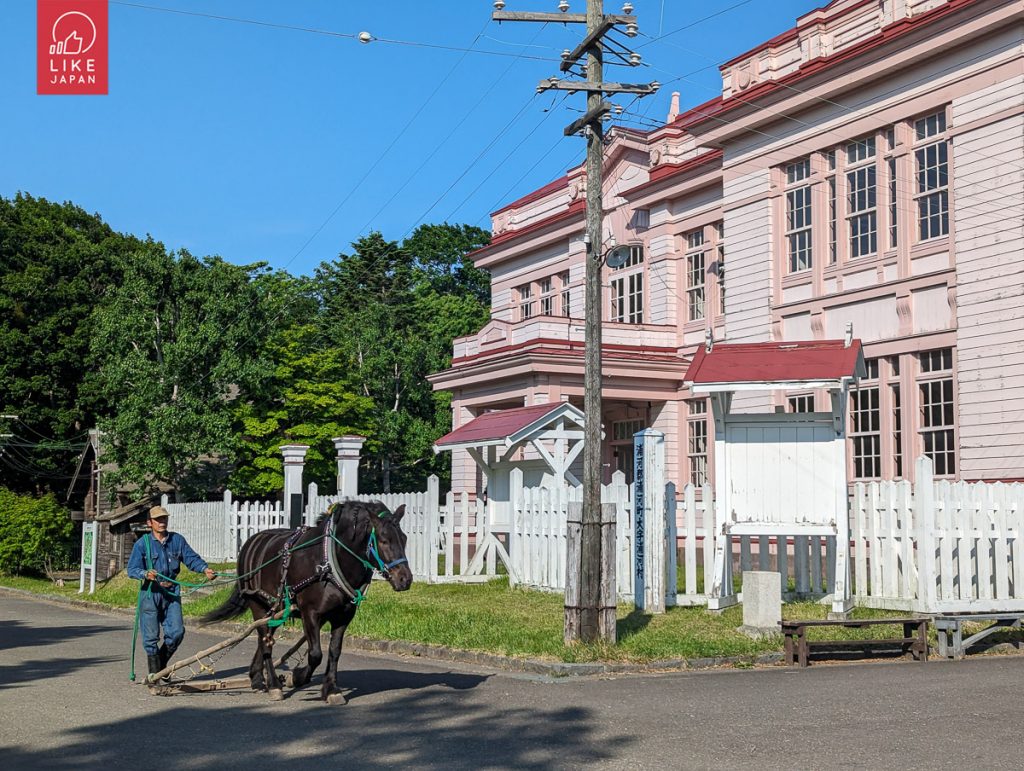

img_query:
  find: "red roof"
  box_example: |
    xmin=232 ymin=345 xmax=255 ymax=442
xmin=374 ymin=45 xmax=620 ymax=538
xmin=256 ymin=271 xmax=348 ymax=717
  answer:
xmin=684 ymin=340 xmax=864 ymax=386
xmin=435 ymin=403 xmax=571 ymax=448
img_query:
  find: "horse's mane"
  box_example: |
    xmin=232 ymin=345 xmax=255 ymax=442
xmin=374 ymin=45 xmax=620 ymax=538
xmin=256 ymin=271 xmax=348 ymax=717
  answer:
xmin=315 ymin=500 xmax=388 ymax=527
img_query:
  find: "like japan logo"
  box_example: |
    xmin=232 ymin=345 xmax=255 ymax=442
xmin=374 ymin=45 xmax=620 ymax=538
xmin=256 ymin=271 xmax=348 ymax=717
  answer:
xmin=37 ymin=0 xmax=108 ymax=95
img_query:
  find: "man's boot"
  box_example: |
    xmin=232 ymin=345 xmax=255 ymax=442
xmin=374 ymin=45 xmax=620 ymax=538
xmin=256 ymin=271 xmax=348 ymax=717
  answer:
xmin=157 ymin=645 xmax=172 ymax=682
xmin=147 ymin=654 xmax=162 ymax=681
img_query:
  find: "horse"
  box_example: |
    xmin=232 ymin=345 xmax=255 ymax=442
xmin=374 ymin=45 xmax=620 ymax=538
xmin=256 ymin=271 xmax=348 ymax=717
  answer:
xmin=200 ymin=499 xmax=412 ymax=703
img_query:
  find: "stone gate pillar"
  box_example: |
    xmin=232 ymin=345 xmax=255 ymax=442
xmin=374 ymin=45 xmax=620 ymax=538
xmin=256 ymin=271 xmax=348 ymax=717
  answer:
xmin=281 ymin=444 xmax=309 ymax=529
xmin=333 ymin=435 xmax=365 ymax=497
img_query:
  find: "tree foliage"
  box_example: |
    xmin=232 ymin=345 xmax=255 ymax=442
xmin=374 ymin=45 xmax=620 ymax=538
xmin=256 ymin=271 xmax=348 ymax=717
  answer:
xmin=229 ymin=321 xmax=374 ymax=497
xmin=90 ymin=246 xmax=275 ymax=499
xmin=317 ymin=224 xmax=489 ymax=491
xmin=0 ymin=488 xmax=74 ymax=574
xmin=0 ymin=194 xmax=133 ymax=492
xmin=1 ymin=193 xmax=491 ymax=501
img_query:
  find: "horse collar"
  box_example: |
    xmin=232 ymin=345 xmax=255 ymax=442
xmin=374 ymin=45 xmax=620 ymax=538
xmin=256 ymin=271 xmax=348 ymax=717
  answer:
xmin=324 ymin=512 xmax=371 ymax=603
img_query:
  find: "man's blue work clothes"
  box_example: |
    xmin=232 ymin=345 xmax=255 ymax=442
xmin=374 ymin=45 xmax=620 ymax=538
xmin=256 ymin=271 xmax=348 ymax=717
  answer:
xmin=127 ymin=532 xmax=209 ymax=596
xmin=127 ymin=532 xmax=209 ymax=657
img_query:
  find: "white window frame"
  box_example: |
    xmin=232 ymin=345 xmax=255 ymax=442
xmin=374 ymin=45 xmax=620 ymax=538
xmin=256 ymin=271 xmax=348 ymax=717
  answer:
xmin=785 ymin=158 xmax=813 ymax=273
xmin=846 ymin=136 xmax=878 ymax=260
xmin=914 ymin=111 xmax=950 ymax=242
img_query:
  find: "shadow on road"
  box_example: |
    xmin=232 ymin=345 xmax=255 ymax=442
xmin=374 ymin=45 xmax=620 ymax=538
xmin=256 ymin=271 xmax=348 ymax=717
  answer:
xmin=0 ymin=655 xmax=120 ymax=690
xmin=0 ymin=619 xmax=114 ymax=652
xmin=2 ymin=667 xmax=636 ymax=770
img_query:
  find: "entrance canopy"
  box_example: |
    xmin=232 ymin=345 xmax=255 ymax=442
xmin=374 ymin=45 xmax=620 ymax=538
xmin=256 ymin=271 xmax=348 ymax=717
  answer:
xmin=683 ymin=333 xmax=864 ymax=614
xmin=434 ymin=401 xmax=586 ymax=488
xmin=684 ymin=338 xmax=865 ymax=393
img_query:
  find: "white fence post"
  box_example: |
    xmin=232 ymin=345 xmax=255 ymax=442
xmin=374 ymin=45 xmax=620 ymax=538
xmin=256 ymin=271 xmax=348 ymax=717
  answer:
xmin=665 ymin=481 xmax=677 ymax=608
xmin=633 ymin=429 xmax=666 ymax=614
xmin=915 ymin=456 xmax=937 ymax=611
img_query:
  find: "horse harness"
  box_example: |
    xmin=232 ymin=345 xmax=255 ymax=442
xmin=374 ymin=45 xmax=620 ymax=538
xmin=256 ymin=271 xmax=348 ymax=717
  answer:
xmin=243 ymin=511 xmax=406 ymax=617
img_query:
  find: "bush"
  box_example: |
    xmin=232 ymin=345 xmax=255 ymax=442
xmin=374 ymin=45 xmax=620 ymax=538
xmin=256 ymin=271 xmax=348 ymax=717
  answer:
xmin=0 ymin=488 xmax=74 ymax=575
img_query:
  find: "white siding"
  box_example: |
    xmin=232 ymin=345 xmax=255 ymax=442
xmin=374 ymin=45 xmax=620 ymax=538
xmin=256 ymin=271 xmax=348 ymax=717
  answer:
xmin=953 ymin=97 xmax=1024 ymax=480
xmin=722 ymin=169 xmax=773 ymax=412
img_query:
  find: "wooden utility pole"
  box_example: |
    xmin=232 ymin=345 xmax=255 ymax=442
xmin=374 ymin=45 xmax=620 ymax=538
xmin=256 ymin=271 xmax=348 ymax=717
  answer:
xmin=493 ymin=1 xmax=657 ymax=644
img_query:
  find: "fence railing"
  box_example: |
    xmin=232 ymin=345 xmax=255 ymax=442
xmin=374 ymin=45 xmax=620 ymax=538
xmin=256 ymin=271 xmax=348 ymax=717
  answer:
xmin=163 ymin=457 xmax=1024 ymax=615
xmin=852 ymin=457 xmax=1024 ymax=613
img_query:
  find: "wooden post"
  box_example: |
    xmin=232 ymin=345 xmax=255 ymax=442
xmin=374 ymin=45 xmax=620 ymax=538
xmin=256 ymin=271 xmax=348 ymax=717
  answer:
xmin=916 ymin=456 xmax=937 ymax=612
xmin=665 ymin=481 xmax=678 ymax=608
xmin=564 ymin=501 xmax=583 ymax=644
xmin=599 ymin=502 xmax=617 ymax=641
xmin=426 ymin=475 xmax=440 ymax=582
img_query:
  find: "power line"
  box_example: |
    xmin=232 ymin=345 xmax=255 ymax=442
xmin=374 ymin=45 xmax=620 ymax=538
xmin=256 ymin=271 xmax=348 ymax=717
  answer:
xmin=110 ymin=1 xmax=561 ymax=62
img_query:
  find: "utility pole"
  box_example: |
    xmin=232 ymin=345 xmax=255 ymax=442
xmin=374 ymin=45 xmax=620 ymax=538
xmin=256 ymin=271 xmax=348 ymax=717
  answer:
xmin=492 ymin=1 xmax=657 ymax=644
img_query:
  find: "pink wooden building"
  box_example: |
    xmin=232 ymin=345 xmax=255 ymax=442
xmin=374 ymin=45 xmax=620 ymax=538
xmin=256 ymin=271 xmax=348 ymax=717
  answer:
xmin=429 ymin=0 xmax=1024 ymax=496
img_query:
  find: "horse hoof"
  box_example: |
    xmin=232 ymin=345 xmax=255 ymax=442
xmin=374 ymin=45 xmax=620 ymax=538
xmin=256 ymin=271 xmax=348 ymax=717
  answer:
xmin=278 ymin=672 xmax=294 ymax=688
xmin=326 ymin=692 xmax=345 ymax=705
xmin=269 ymin=688 xmax=284 ymax=701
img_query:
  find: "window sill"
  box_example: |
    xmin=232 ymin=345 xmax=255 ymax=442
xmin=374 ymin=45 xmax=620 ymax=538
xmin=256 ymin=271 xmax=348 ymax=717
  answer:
xmin=909 ymin=236 xmax=950 ymax=258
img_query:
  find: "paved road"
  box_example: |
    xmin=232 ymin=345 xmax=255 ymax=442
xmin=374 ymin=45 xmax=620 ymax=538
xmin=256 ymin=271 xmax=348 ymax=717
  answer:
xmin=1 ymin=594 xmax=1021 ymax=770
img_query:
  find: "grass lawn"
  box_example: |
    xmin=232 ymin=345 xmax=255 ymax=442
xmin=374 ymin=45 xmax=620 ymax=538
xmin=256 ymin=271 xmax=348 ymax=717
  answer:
xmin=2 ymin=569 xmax=940 ymax=664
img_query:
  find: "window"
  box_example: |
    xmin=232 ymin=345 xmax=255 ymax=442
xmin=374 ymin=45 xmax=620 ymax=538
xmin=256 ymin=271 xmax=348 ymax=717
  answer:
xmin=559 ymin=272 xmax=571 ymax=317
xmin=786 ymin=158 xmax=813 ymax=272
xmin=610 ymin=244 xmax=644 ymax=271
xmin=918 ymin=348 xmax=955 ymax=475
xmin=610 ymin=272 xmax=644 ymax=324
xmin=685 ymin=230 xmax=706 ymax=321
xmin=517 ymin=285 xmax=534 ymax=320
xmin=609 ymin=246 xmax=644 ymax=324
xmin=888 ymin=157 xmax=898 ymax=249
xmin=613 ymin=419 xmax=644 ymax=441
xmin=851 ymin=386 xmax=881 ymax=479
xmin=827 ymin=176 xmax=837 ymax=265
xmin=788 ymin=395 xmax=815 ymax=413
xmin=687 ymin=400 xmax=708 ymax=486
xmin=539 ymin=277 xmax=554 ymax=316
xmin=915 ymin=111 xmax=949 ymax=241
xmin=715 ymin=224 xmax=726 ymax=315
xmin=846 ymin=136 xmax=878 ymax=259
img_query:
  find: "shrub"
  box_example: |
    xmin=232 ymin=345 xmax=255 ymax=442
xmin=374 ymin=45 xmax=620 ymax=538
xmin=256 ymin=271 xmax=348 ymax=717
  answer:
xmin=0 ymin=488 xmax=74 ymax=575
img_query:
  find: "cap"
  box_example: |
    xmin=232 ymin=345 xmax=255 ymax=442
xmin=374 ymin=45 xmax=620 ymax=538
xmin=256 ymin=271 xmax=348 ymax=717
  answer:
xmin=148 ymin=506 xmax=170 ymax=520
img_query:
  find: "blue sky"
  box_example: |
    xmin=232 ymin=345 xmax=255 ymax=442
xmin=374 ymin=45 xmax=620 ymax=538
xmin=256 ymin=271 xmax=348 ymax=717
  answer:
xmin=2 ymin=0 xmax=813 ymax=276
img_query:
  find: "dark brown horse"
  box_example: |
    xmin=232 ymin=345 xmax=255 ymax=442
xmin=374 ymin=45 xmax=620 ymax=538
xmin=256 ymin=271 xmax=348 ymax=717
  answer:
xmin=201 ymin=499 xmax=412 ymax=703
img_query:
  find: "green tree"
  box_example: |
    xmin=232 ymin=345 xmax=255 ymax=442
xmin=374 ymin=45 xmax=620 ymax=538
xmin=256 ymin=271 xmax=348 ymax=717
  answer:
xmin=229 ymin=322 xmax=374 ymax=497
xmin=316 ymin=224 xmax=489 ymax=492
xmin=0 ymin=488 xmax=74 ymax=574
xmin=0 ymin=194 xmax=134 ymax=493
xmin=91 ymin=246 xmax=275 ymax=499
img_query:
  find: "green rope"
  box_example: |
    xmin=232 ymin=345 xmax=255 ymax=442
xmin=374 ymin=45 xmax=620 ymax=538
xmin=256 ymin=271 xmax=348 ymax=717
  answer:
xmin=266 ymin=589 xmax=292 ymax=628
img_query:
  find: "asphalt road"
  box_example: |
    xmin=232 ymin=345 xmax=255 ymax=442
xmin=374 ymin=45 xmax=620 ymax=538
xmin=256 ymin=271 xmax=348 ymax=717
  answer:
xmin=1 ymin=593 xmax=1022 ymax=770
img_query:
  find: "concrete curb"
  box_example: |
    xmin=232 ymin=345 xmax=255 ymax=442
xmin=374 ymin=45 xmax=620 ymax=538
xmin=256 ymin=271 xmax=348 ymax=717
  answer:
xmin=0 ymin=585 xmax=783 ymax=676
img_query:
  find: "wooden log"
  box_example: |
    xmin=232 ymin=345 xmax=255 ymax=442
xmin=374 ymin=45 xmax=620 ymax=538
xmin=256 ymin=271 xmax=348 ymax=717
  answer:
xmin=147 ymin=611 xmax=284 ymax=684
xmin=148 ymin=676 xmax=252 ymax=696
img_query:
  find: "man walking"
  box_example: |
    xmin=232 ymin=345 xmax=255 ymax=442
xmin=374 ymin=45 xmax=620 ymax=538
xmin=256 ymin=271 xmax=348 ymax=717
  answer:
xmin=127 ymin=505 xmax=216 ymax=678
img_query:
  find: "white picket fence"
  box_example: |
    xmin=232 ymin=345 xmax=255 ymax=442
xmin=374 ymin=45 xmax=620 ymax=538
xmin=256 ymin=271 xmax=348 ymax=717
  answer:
xmin=161 ymin=492 xmax=286 ymax=562
xmin=165 ymin=457 xmax=1024 ymax=615
xmin=852 ymin=457 xmax=1024 ymax=613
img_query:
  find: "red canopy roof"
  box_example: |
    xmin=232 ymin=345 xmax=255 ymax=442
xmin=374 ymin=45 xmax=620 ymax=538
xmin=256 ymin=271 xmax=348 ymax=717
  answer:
xmin=435 ymin=403 xmax=580 ymax=449
xmin=684 ymin=339 xmax=865 ymax=388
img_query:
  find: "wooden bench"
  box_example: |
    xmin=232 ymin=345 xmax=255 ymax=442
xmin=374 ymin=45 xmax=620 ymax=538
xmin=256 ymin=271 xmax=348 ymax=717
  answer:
xmin=780 ymin=618 xmax=929 ymax=667
xmin=933 ymin=613 xmax=1024 ymax=660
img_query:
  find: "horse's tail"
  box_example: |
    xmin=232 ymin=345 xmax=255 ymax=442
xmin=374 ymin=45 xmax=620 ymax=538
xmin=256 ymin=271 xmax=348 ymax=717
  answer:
xmin=198 ymin=583 xmax=247 ymax=625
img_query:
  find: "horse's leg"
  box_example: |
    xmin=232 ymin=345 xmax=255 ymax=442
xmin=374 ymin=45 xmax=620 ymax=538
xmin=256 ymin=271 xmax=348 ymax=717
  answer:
xmin=321 ymin=620 xmax=350 ymax=704
xmin=259 ymin=625 xmax=283 ymax=701
xmin=247 ymin=602 xmax=268 ymax=691
xmin=290 ymin=611 xmax=323 ymax=689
